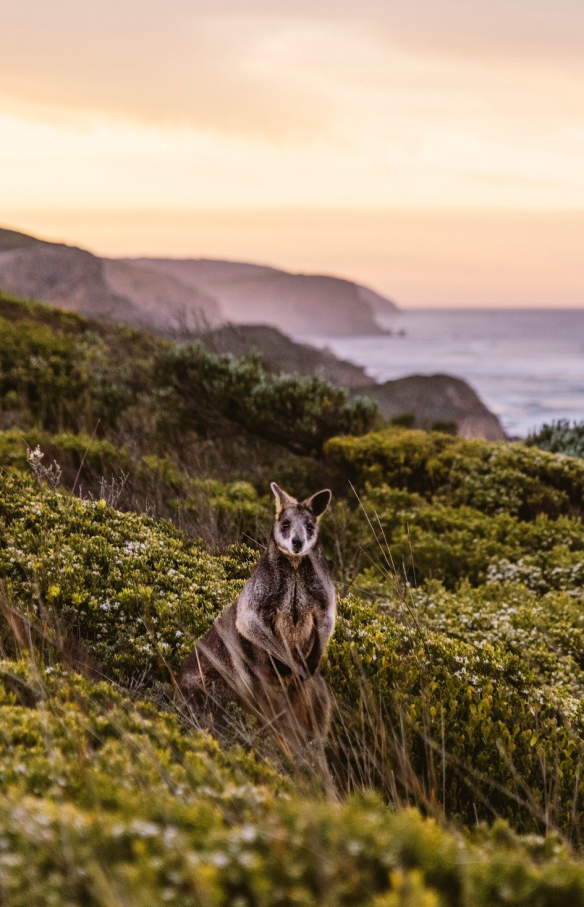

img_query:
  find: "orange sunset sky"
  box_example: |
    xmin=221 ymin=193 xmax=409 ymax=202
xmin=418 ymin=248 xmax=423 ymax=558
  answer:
xmin=1 ymin=0 xmax=583 ymax=307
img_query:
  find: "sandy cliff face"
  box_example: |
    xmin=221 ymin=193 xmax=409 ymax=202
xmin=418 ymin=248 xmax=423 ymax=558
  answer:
xmin=128 ymin=257 xmax=396 ymax=336
xmin=0 ymin=233 xmax=220 ymax=332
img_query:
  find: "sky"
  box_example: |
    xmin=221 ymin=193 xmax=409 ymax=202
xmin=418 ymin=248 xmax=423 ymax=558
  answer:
xmin=1 ymin=0 xmax=583 ymax=307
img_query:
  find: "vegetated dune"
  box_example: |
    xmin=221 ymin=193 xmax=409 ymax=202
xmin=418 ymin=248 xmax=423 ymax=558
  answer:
xmin=362 ymin=373 xmax=506 ymax=440
xmin=128 ymin=256 xmax=396 ymax=336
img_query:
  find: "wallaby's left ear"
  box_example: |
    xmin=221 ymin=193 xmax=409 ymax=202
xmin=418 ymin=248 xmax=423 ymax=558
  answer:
xmin=304 ymin=489 xmax=332 ymax=519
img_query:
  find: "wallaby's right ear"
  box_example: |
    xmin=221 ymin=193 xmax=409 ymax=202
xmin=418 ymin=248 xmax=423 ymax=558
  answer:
xmin=271 ymin=482 xmax=297 ymax=515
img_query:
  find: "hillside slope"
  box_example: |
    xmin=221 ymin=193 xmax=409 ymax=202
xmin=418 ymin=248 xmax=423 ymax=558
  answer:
xmin=3 ymin=432 xmax=584 ymax=900
xmin=199 ymin=324 xmax=505 ymax=439
xmin=129 ymin=256 xmax=396 ymax=336
xmin=0 ymin=227 xmax=395 ymax=336
xmin=1 ymin=289 xmax=584 ymax=897
xmin=0 ymin=229 xmax=220 ymax=332
xmin=0 ymin=230 xmax=503 ymax=438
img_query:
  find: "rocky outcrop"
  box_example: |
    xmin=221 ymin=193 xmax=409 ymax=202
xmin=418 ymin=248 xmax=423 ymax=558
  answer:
xmin=360 ymin=374 xmax=505 ymax=441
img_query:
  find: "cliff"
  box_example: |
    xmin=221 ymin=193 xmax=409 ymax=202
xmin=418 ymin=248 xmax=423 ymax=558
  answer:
xmin=0 ymin=227 xmax=395 ymax=337
xmin=126 ymin=257 xmax=397 ymax=336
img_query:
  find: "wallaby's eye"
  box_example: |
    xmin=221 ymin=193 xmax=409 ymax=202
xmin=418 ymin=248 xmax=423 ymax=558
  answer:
xmin=281 ymin=519 xmax=291 ymax=532
xmin=306 ymin=522 xmax=315 ymax=536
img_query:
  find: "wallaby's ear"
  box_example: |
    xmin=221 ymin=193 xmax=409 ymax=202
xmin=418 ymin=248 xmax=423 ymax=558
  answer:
xmin=304 ymin=489 xmax=332 ymax=519
xmin=271 ymin=482 xmax=297 ymax=515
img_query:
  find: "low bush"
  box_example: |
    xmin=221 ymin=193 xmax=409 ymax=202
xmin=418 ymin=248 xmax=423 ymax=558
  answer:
xmin=157 ymin=342 xmax=379 ymax=456
xmin=528 ymin=419 xmax=584 ymax=460
xmin=4 ymin=474 xmax=584 ymax=841
xmin=0 ymin=471 xmax=256 ymax=680
xmin=329 ymin=593 xmax=584 ymax=837
xmin=2 ymin=661 xmax=584 ymax=905
xmin=0 ymin=428 xmax=273 ymax=548
xmin=325 ymin=428 xmax=584 ymax=519
xmin=342 ymin=483 xmax=584 ymax=590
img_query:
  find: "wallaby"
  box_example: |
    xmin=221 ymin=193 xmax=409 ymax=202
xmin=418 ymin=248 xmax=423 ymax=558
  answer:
xmin=178 ymin=482 xmax=336 ymax=750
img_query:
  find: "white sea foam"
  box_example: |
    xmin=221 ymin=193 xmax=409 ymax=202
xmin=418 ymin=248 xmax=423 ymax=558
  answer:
xmin=300 ymin=309 xmax=584 ymax=438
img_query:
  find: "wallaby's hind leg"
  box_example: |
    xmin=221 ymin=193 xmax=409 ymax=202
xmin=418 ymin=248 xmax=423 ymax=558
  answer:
xmin=274 ymin=675 xmax=331 ymax=750
xmin=303 ymin=674 xmax=332 ymax=740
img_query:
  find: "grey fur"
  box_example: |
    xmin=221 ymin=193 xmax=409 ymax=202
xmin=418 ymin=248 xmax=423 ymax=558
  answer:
xmin=178 ymin=484 xmax=336 ymax=750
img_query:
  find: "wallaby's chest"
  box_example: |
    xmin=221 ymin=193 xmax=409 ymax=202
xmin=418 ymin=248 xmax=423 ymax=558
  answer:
xmin=265 ymin=559 xmax=331 ymax=644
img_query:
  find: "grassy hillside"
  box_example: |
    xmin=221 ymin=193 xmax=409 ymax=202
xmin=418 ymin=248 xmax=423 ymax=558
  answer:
xmin=4 ymin=292 xmax=584 ymax=902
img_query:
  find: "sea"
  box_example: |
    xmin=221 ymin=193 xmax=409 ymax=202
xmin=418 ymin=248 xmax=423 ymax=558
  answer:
xmin=303 ymin=309 xmax=584 ymax=439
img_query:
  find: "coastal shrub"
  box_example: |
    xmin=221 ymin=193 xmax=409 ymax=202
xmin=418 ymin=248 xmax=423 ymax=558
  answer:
xmin=4 ymin=474 xmax=584 ymax=839
xmin=0 ymin=471 xmax=255 ymax=680
xmin=2 ymin=662 xmax=584 ymax=905
xmin=0 ymin=317 xmax=90 ymax=432
xmin=343 ymin=483 xmax=584 ymax=590
xmin=528 ymin=420 xmax=584 ymax=460
xmin=328 ymin=594 xmax=584 ymax=837
xmin=0 ymin=429 xmax=273 ymax=548
xmin=0 ymin=293 xmax=377 ymax=484
xmin=0 ymin=293 xmax=163 ymax=438
xmin=325 ymin=428 xmax=584 ymax=519
xmin=413 ymin=581 xmax=584 ymax=709
xmin=157 ymin=343 xmax=379 ymax=455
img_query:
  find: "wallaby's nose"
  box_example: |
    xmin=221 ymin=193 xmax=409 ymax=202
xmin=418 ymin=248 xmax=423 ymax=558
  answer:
xmin=291 ymin=535 xmax=303 ymax=553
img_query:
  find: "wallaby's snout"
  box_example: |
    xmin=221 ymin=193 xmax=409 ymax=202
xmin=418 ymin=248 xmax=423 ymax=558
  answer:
xmin=291 ymin=535 xmax=303 ymax=554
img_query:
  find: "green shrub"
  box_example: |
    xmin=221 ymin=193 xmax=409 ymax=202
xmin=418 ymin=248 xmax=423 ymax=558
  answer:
xmin=0 ymin=471 xmax=255 ymax=680
xmin=2 ymin=661 xmax=584 ymax=906
xmin=0 ymin=297 xmax=163 ymax=438
xmin=528 ymin=420 xmax=584 ymax=460
xmin=328 ymin=594 xmax=584 ymax=837
xmin=4 ymin=475 xmax=584 ymax=840
xmin=0 ymin=318 xmax=90 ymax=432
xmin=157 ymin=343 xmax=379 ymax=455
xmin=325 ymin=428 xmax=584 ymax=519
xmin=343 ymin=483 xmax=584 ymax=590
xmin=431 ymin=420 xmax=458 ymax=436
xmin=0 ymin=429 xmax=273 ymax=548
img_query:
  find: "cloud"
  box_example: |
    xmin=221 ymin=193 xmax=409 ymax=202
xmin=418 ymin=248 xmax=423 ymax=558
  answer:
xmin=0 ymin=9 xmax=341 ymax=138
xmin=2 ymin=1 xmax=583 ymax=139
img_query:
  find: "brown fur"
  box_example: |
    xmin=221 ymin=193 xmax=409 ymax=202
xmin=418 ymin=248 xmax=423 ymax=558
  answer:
xmin=179 ymin=485 xmax=336 ymax=750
